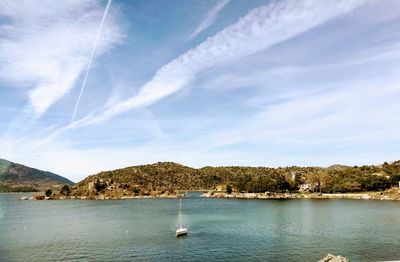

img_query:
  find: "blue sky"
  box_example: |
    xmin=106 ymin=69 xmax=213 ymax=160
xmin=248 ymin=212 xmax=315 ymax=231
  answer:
xmin=1 ymin=0 xmax=400 ymax=182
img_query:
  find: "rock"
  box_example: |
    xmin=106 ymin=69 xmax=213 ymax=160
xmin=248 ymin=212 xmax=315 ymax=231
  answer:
xmin=318 ymin=254 xmax=350 ymax=262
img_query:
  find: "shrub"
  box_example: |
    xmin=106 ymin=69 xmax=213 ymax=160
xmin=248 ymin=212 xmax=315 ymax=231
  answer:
xmin=45 ymin=189 xmax=53 ymax=197
xmin=94 ymin=182 xmax=106 ymax=192
xmin=60 ymin=185 xmax=71 ymax=195
xmin=226 ymin=184 xmax=232 ymax=194
xmin=35 ymin=195 xmax=45 ymax=200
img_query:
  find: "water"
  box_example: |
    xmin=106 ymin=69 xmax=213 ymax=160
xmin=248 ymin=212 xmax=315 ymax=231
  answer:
xmin=1 ymin=192 xmax=400 ymax=261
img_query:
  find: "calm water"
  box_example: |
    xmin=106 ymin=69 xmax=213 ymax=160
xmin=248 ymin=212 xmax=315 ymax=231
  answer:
xmin=1 ymin=193 xmax=400 ymax=262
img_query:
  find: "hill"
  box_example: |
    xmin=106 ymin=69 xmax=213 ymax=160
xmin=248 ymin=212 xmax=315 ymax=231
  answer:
xmin=70 ymin=161 xmax=400 ymax=198
xmin=0 ymin=158 xmax=74 ymax=192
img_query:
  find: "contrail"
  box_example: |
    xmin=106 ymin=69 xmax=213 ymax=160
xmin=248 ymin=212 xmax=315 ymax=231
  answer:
xmin=71 ymin=0 xmax=113 ymax=123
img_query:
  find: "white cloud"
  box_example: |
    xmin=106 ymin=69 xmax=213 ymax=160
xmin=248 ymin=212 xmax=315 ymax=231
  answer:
xmin=207 ymin=80 xmax=400 ymax=149
xmin=187 ymin=0 xmax=230 ymax=41
xmin=0 ymin=0 xmax=122 ymax=116
xmin=74 ymin=0 xmax=368 ymax=128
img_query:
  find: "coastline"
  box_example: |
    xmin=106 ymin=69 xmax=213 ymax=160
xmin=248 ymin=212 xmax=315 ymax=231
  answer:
xmin=17 ymin=193 xmax=182 ymax=200
xmin=65 ymin=194 xmax=181 ymax=200
xmin=201 ymin=188 xmax=400 ymax=201
xmin=16 ymin=188 xmax=400 ymax=201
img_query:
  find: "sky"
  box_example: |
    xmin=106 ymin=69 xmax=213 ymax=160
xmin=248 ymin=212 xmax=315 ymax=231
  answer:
xmin=0 ymin=0 xmax=400 ymax=182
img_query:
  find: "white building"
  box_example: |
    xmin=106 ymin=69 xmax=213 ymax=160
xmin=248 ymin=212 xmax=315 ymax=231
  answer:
xmin=299 ymin=184 xmax=311 ymax=192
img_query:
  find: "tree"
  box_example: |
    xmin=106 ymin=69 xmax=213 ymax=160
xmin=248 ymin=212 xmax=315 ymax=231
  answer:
xmin=276 ymin=174 xmax=290 ymax=192
xmin=341 ymin=181 xmax=361 ymax=192
xmin=306 ymin=171 xmax=330 ymax=193
xmin=390 ymin=174 xmax=400 ymax=187
xmin=226 ymin=184 xmax=232 ymax=194
xmin=320 ymin=172 xmax=333 ymax=193
xmin=45 ymin=189 xmax=53 ymax=197
xmin=132 ymin=187 xmax=140 ymax=194
xmin=94 ymin=181 xmax=106 ymax=192
xmin=60 ymin=185 xmax=71 ymax=195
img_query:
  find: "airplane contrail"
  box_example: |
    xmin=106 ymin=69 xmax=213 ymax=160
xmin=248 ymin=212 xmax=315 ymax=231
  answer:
xmin=71 ymin=0 xmax=113 ymax=123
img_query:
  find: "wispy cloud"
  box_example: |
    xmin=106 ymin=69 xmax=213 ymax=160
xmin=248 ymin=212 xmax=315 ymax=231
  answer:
xmin=208 ymin=81 xmax=400 ymax=150
xmin=0 ymin=0 xmax=122 ymax=116
xmin=187 ymin=0 xmax=230 ymax=41
xmin=74 ymin=0 xmax=367 ymax=128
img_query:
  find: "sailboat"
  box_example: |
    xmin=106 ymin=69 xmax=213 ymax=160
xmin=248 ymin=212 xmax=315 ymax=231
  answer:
xmin=175 ymin=197 xmax=188 ymax=237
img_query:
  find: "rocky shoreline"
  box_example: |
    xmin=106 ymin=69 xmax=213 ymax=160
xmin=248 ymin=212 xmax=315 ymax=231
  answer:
xmin=65 ymin=194 xmax=181 ymax=200
xmin=201 ymin=188 xmax=400 ymax=201
xmin=18 ymin=188 xmax=400 ymax=201
xmin=19 ymin=192 xmax=182 ymax=200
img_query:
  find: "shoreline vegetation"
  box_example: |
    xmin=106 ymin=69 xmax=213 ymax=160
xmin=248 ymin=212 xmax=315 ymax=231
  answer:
xmin=18 ymin=187 xmax=400 ymax=201
xmin=201 ymin=187 xmax=400 ymax=201
xmin=13 ymin=160 xmax=400 ymax=201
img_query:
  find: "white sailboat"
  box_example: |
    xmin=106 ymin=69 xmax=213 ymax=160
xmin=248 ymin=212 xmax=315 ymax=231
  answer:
xmin=175 ymin=197 xmax=188 ymax=237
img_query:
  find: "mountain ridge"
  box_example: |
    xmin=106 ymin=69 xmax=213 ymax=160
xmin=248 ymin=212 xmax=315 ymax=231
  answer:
xmin=0 ymin=158 xmax=74 ymax=192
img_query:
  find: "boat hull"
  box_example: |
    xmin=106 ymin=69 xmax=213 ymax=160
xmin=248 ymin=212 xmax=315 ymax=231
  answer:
xmin=175 ymin=228 xmax=188 ymax=237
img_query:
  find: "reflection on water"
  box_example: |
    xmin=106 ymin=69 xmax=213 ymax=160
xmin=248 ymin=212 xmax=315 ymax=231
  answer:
xmin=1 ymin=192 xmax=400 ymax=261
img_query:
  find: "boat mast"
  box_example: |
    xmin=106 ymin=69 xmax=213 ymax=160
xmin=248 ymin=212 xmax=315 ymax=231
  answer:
xmin=179 ymin=197 xmax=182 ymax=227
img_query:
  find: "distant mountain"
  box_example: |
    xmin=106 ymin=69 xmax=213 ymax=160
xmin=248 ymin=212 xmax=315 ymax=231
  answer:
xmin=0 ymin=158 xmax=74 ymax=192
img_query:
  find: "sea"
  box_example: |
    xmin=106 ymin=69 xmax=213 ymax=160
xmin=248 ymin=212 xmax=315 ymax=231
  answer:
xmin=1 ymin=192 xmax=400 ymax=261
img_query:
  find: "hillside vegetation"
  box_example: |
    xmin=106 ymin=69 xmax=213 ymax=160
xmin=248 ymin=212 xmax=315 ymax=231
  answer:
xmin=0 ymin=158 xmax=74 ymax=192
xmin=71 ymin=161 xmax=400 ymax=198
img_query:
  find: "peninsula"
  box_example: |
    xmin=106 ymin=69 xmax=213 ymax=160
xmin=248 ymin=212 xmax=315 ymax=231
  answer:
xmin=40 ymin=160 xmax=400 ymax=200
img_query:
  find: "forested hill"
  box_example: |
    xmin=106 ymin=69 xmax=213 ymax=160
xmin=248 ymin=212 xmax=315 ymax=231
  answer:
xmin=71 ymin=161 xmax=400 ymax=197
xmin=0 ymin=158 xmax=74 ymax=192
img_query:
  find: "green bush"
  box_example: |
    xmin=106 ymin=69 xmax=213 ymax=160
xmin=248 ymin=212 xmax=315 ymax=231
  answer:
xmin=45 ymin=189 xmax=53 ymax=197
xmin=226 ymin=184 xmax=232 ymax=194
xmin=60 ymin=185 xmax=71 ymax=195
